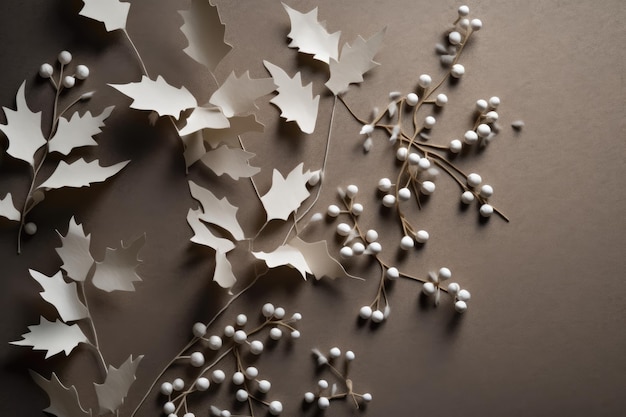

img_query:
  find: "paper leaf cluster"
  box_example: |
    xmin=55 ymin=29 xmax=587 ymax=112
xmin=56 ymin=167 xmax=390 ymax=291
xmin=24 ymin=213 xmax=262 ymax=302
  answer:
xmin=260 ymin=163 xmax=318 ymax=221
xmin=200 ymin=145 xmax=260 ymax=180
xmin=30 ymin=270 xmax=88 ymax=322
xmin=189 ymin=181 xmax=244 ymax=242
xmin=48 ymin=106 xmax=115 ymax=155
xmin=178 ymin=106 xmax=229 ymax=136
xmin=11 ymin=317 xmax=88 ymax=359
xmin=92 ymin=234 xmax=145 ymax=292
xmin=79 ymin=0 xmax=130 ymax=32
xmin=94 ymin=355 xmax=143 ymax=414
xmin=38 ymin=159 xmax=129 ymax=190
xmin=31 ymin=371 xmax=91 ymax=417
xmin=187 ymin=208 xmax=235 ymax=252
xmin=0 ymin=193 xmax=20 ymax=221
xmin=283 ymin=3 xmax=340 ymax=63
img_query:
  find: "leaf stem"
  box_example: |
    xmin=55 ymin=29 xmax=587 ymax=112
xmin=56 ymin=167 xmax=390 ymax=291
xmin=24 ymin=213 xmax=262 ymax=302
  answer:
xmin=79 ymin=281 xmax=108 ymax=377
xmin=122 ymin=29 xmax=149 ymax=78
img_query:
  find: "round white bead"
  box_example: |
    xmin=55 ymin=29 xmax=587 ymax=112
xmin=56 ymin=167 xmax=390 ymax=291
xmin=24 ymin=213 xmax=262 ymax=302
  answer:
xmin=461 ymin=190 xmax=475 ymax=204
xmin=467 ymin=173 xmax=482 ymax=188
xmin=367 ymin=242 xmax=382 ymax=254
xmin=304 ymin=392 xmax=315 ymax=403
xmin=400 ymin=236 xmax=414 ymax=250
xmin=233 ymin=330 xmax=247 ymax=344
xmin=220 ymin=411 xmax=231 ymax=417
xmin=459 ymin=18 xmax=470 ymax=29
xmin=477 ymin=124 xmax=491 ymax=138
xmin=212 ymin=370 xmax=226 ymax=383
xmin=250 ymin=340 xmax=264 ymax=355
xmin=75 ymin=64 xmax=89 ymax=80
xmin=262 ymin=303 xmax=275 ymax=318
xmin=345 ymin=350 xmax=356 ymax=361
xmin=408 ymin=152 xmax=421 ymax=165
xmin=190 ymin=352 xmax=205 ymax=367
xmin=418 ymin=74 xmax=432 ymax=88
xmin=292 ymin=312 xmax=302 ymax=321
xmin=336 ymin=223 xmax=352 ymax=236
xmin=365 ymin=229 xmax=379 ymax=243
xmin=274 ymin=307 xmax=285 ymax=319
xmin=318 ymin=397 xmax=330 ymax=409
xmin=308 ymin=171 xmax=321 ymax=186
xmin=232 ymin=372 xmax=245 ymax=385
xmin=351 ymin=203 xmax=364 ymax=216
xmin=160 ymin=382 xmax=173 ymax=395
xmin=360 ymin=124 xmax=374 ymax=135
xmin=480 ymin=184 xmax=493 ymax=198
xmin=476 ymin=99 xmax=488 ymax=112
xmin=236 ymin=314 xmax=247 ymax=326
xmin=448 ymin=31 xmax=462 ymax=45
xmin=339 ymin=246 xmax=353 ymax=259
xmin=447 ymin=282 xmax=460 ymax=295
xmin=318 ymin=379 xmax=329 ymax=389
xmin=371 ymin=310 xmax=384 ymax=323
xmin=378 ymin=178 xmax=392 ymax=192
xmin=39 ymin=63 xmax=53 ymax=78
xmin=458 ymin=5 xmax=470 ymax=16
xmin=224 ymin=325 xmax=235 ymax=337
xmin=386 ymin=267 xmax=400 ymax=280
xmin=420 ymin=181 xmax=436 ymax=195
xmin=359 ymin=306 xmax=372 ymax=319
xmin=172 ymin=378 xmax=184 ymax=391
xmin=163 ymin=402 xmax=176 ymax=414
xmin=451 ymin=64 xmax=465 ymax=78
xmin=424 ymin=116 xmax=436 ymax=129
xmin=236 ymin=389 xmax=248 ymax=402
xmin=418 ymin=158 xmax=431 ymax=170
xmin=415 ymin=230 xmax=429 ymax=243
xmin=352 ymin=242 xmax=365 ymax=255
xmin=208 ymin=335 xmax=222 ymax=350
xmin=192 ymin=322 xmax=206 ymax=337
xmin=406 ymin=93 xmax=419 ymax=106
xmin=485 ymin=110 xmax=499 ymax=122
xmin=327 ymin=205 xmax=340 ymax=217
xmin=422 ymin=282 xmax=436 ymax=296
xmin=438 ymin=267 xmax=452 ymax=281
xmin=329 ymin=347 xmax=341 ymax=358
xmin=488 ymin=96 xmax=500 ymax=108
xmin=449 ymin=139 xmax=463 ymax=153
xmin=196 ymin=377 xmax=210 ymax=391
xmin=455 ymin=300 xmax=468 ymax=313
xmin=436 ymin=93 xmax=448 ymax=106
xmin=398 ymin=187 xmax=411 ymax=201
xmin=346 ymin=184 xmax=359 ymax=198
xmin=464 ymin=130 xmax=478 ymax=144
xmin=24 ymin=222 xmax=37 ymax=235
xmin=470 ymin=18 xmax=483 ymax=31
xmin=291 ymin=330 xmax=301 ymax=339
xmin=396 ymin=147 xmax=408 ymax=161
xmin=479 ymin=203 xmax=494 ymax=217
xmin=270 ymin=327 xmax=282 ymax=340
xmin=362 ymin=393 xmax=373 ymax=402
xmin=62 ymin=76 xmax=76 ymax=88
xmin=382 ymin=194 xmax=396 ymax=207
xmin=58 ymin=50 xmax=72 ymax=65
xmin=245 ymin=367 xmax=258 ymax=379
xmin=258 ymin=379 xmax=271 ymax=393
xmin=457 ymin=289 xmax=471 ymax=301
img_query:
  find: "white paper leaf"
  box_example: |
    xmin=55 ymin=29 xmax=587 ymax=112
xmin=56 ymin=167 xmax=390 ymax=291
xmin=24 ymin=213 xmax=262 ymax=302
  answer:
xmin=326 ymin=29 xmax=385 ymax=95
xmin=178 ymin=106 xmax=230 ymax=137
xmin=202 ymin=114 xmax=264 ymax=149
xmin=56 ymin=217 xmax=94 ymax=282
xmin=181 ymin=131 xmax=207 ymax=168
xmin=289 ymin=237 xmax=354 ymax=280
xmin=189 ymin=181 xmax=244 ymax=241
xmin=31 ymin=371 xmax=91 ymax=417
xmin=92 ymin=234 xmax=145 ymax=293
xmin=79 ymin=0 xmax=130 ymax=32
xmin=187 ymin=208 xmax=235 ymax=252
xmin=214 ymin=250 xmax=236 ymax=291
xmin=260 ymin=163 xmax=317 ymax=222
xmin=0 ymin=81 xmax=46 ymax=166
xmin=109 ymin=76 xmax=198 ymax=119
xmin=30 ymin=270 xmax=88 ymax=322
xmin=11 ymin=317 xmax=89 ymax=359
xmin=94 ymin=355 xmax=143 ymax=415
xmin=253 ymin=244 xmax=311 ymax=280
xmin=264 ymin=61 xmax=319 ymax=134
xmin=48 ymin=106 xmax=114 ymax=155
xmin=37 ymin=159 xmax=129 ymax=190
xmin=209 ymin=71 xmax=276 ymax=117
xmin=200 ymin=145 xmax=260 ymax=180
xmin=0 ymin=193 xmax=20 ymax=221
xmin=283 ymin=3 xmax=340 ymax=63
xmin=179 ymin=0 xmax=231 ymax=71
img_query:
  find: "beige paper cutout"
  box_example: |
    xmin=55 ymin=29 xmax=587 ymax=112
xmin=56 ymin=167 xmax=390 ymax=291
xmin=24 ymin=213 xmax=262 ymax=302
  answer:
xmin=48 ymin=106 xmax=115 ymax=155
xmin=200 ymin=145 xmax=261 ymax=180
xmin=11 ymin=317 xmax=89 ymax=359
xmin=55 ymin=217 xmax=94 ymax=282
xmin=37 ymin=159 xmax=129 ymax=190
xmin=209 ymin=71 xmax=276 ymax=117
xmin=260 ymin=163 xmax=317 ymax=222
xmin=94 ymin=355 xmax=144 ymax=415
xmin=189 ymin=181 xmax=245 ymax=241
xmin=214 ymin=250 xmax=237 ymax=291
xmin=186 ymin=208 xmax=236 ymax=253
xmin=283 ymin=3 xmax=340 ymax=63
xmin=79 ymin=0 xmax=130 ymax=32
xmin=0 ymin=193 xmax=20 ymax=221
xmin=31 ymin=371 xmax=91 ymax=417
xmin=178 ymin=106 xmax=230 ymax=137
xmin=289 ymin=237 xmax=354 ymax=280
xmin=253 ymin=244 xmax=312 ymax=280
xmin=30 ymin=270 xmax=89 ymax=322
xmin=92 ymin=235 xmax=145 ymax=293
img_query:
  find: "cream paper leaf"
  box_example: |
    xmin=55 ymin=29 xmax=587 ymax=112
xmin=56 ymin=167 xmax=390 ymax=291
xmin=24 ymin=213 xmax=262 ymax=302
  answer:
xmin=187 ymin=208 xmax=235 ymax=253
xmin=79 ymin=0 xmax=130 ymax=32
xmin=179 ymin=0 xmax=231 ymax=71
xmin=56 ymin=217 xmax=94 ymax=282
xmin=109 ymin=76 xmax=197 ymax=119
xmin=181 ymin=131 xmax=208 ymax=168
xmin=30 ymin=270 xmax=88 ymax=322
xmin=202 ymin=114 xmax=264 ymax=149
xmin=209 ymin=71 xmax=276 ymax=117
xmin=31 ymin=371 xmax=91 ymax=417
xmin=37 ymin=159 xmax=129 ymax=190
xmin=0 ymin=193 xmax=20 ymax=221
xmin=189 ymin=181 xmax=244 ymax=241
xmin=289 ymin=237 xmax=354 ymax=280
xmin=92 ymin=234 xmax=145 ymax=293
xmin=264 ymin=61 xmax=319 ymax=134
xmin=214 ymin=250 xmax=236 ymax=291
xmin=11 ymin=317 xmax=88 ymax=359
xmin=200 ymin=145 xmax=260 ymax=180
xmin=260 ymin=163 xmax=317 ymax=222
xmin=178 ymin=106 xmax=229 ymax=137
xmin=253 ymin=244 xmax=311 ymax=280
xmin=0 ymin=81 xmax=46 ymax=166
xmin=94 ymin=355 xmax=143 ymax=415
xmin=48 ymin=106 xmax=115 ymax=156
xmin=326 ymin=29 xmax=386 ymax=95
xmin=282 ymin=3 xmax=340 ymax=63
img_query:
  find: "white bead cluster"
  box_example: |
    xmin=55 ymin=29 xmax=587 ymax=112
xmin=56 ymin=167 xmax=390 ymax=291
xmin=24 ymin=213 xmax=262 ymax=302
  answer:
xmin=421 ymin=267 xmax=470 ymax=313
xmin=39 ymin=50 xmax=90 ymax=91
xmin=438 ymin=5 xmax=482 ymax=69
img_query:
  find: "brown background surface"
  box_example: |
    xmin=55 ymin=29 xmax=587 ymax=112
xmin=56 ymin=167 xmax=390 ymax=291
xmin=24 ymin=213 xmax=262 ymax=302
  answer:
xmin=1 ymin=0 xmax=625 ymax=416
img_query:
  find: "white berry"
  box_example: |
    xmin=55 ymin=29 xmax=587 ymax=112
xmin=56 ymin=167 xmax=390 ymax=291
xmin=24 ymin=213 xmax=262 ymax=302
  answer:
xmin=418 ymin=158 xmax=431 ymax=170
xmin=270 ymin=327 xmax=283 ymax=340
xmin=352 ymin=242 xmax=365 ymax=255
xmin=190 ymin=352 xmax=205 ymax=367
xmin=39 ymin=63 xmax=53 ymax=78
xmin=480 ymin=184 xmax=494 ymax=198
xmin=62 ymin=76 xmax=76 ymax=88
xmin=458 ymin=5 xmax=470 ymax=16
xmin=172 ymin=378 xmax=184 ymax=391
xmin=365 ymin=229 xmax=379 ymax=243
xmin=359 ymin=306 xmax=373 ymax=319
xmin=346 ymin=184 xmax=359 ymax=198
xmin=192 ymin=322 xmax=206 ymax=337
xmin=318 ymin=379 xmax=329 ymax=389
xmin=340 ymin=246 xmax=353 ymax=259
xmin=75 ymin=64 xmax=89 ymax=80
xmin=438 ymin=267 xmax=452 ymax=281
xmin=262 ymin=303 xmax=275 ymax=318
xmin=451 ymin=64 xmax=465 ymax=78
xmin=160 ymin=382 xmax=173 ymax=395
xmin=329 ymin=347 xmax=341 ymax=358
xmin=447 ymin=282 xmax=460 ymax=295
xmin=382 ymin=194 xmax=396 ymax=207
xmin=420 ymin=181 xmax=436 ymax=195
xmin=236 ymin=314 xmax=247 ymax=326
xmin=367 ymin=242 xmax=382 ymax=254
xmin=448 ymin=31 xmax=462 ymax=45
xmin=304 ymin=392 xmax=315 ymax=403
xmin=24 ymin=222 xmax=37 ymax=235
xmin=424 ymin=116 xmax=436 ymax=129
xmin=274 ymin=307 xmax=285 ymax=319
xmin=345 ymin=350 xmax=356 ymax=361
xmin=477 ymin=124 xmax=491 ymax=137
xmin=398 ymin=187 xmax=411 ymax=201
xmin=196 ymin=377 xmax=210 ymax=391
xmin=378 ymin=178 xmax=392 ymax=192
xmin=406 ymin=93 xmax=418 ymax=106
xmin=488 ymin=96 xmax=500 ymax=108
xmin=250 ymin=340 xmax=264 ymax=355
xmin=479 ymin=203 xmax=494 ymax=217
xmin=336 ymin=223 xmax=351 ymax=236
xmin=470 ymin=18 xmax=483 ymax=31
xmin=415 ymin=230 xmax=429 ymax=243
xmin=58 ymin=50 xmax=72 ymax=65
xmin=163 ymin=402 xmax=176 ymax=414
xmin=408 ymin=152 xmax=421 ymax=165
xmin=386 ymin=267 xmax=399 ymax=280
xmin=371 ymin=309 xmax=385 ymax=323
xmin=327 ymin=204 xmax=340 ymax=217
xmin=233 ymin=330 xmax=247 ymax=344
xmin=269 ymin=401 xmax=283 ymax=415
xmin=224 ymin=325 xmax=235 ymax=337
xmin=236 ymin=389 xmax=248 ymax=402
xmin=351 ymin=203 xmax=364 ymax=216
xmin=211 ymin=370 xmax=226 ymax=383
xmin=291 ymin=330 xmax=301 ymax=339
xmin=461 ymin=191 xmax=475 ymax=204
xmin=232 ymin=372 xmax=245 ymax=385
xmin=458 ymin=289 xmax=471 ymax=301
xmin=455 ymin=300 xmax=468 ymax=313
xmin=208 ymin=335 xmax=222 ymax=350
xmin=436 ymin=93 xmax=448 ymax=106
xmin=318 ymin=397 xmax=330 ymax=409
xmin=362 ymin=393 xmax=373 ymax=402
xmin=449 ymin=139 xmax=463 ymax=153
xmin=396 ymin=147 xmax=408 ymax=161
xmin=418 ymin=74 xmax=432 ymax=88
xmin=467 ymin=173 xmax=482 ymax=188
xmin=400 ymin=236 xmax=414 ymax=250
xmin=422 ymin=282 xmax=436 ymax=296
xmin=258 ymin=379 xmax=272 ymax=393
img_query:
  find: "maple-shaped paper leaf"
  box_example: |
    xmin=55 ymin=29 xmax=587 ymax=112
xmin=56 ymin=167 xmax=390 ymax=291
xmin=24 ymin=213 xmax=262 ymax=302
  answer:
xmin=30 ymin=270 xmax=88 ymax=322
xmin=31 ymin=371 xmax=91 ymax=417
xmin=326 ymin=29 xmax=386 ymax=95
xmin=189 ymin=181 xmax=245 ymax=241
xmin=289 ymin=237 xmax=355 ymax=280
xmin=0 ymin=81 xmax=46 ymax=166
xmin=178 ymin=106 xmax=229 ymax=136
xmin=264 ymin=61 xmax=319 ymax=134
xmin=48 ymin=106 xmax=115 ymax=156
xmin=209 ymin=71 xmax=276 ymax=118
xmin=92 ymin=235 xmax=145 ymax=292
xmin=56 ymin=217 xmax=94 ymax=282
xmin=11 ymin=317 xmax=88 ymax=359
xmin=253 ymin=244 xmax=311 ymax=280
xmin=179 ymin=0 xmax=231 ymax=72
xmin=260 ymin=163 xmax=318 ymax=222
xmin=202 ymin=114 xmax=264 ymax=149
xmin=94 ymin=355 xmax=143 ymax=415
xmin=37 ymin=159 xmax=129 ymax=190
xmin=214 ymin=250 xmax=236 ymax=292
xmin=79 ymin=0 xmax=130 ymax=32
xmin=0 ymin=193 xmax=20 ymax=221
xmin=282 ymin=3 xmax=340 ymax=63
xmin=187 ymin=208 xmax=235 ymax=253
xmin=109 ymin=76 xmax=197 ymax=119
xmin=200 ymin=145 xmax=260 ymax=180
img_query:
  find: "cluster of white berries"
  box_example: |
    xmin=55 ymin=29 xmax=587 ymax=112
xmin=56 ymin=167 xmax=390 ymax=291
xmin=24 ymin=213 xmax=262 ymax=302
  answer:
xmin=421 ymin=267 xmax=470 ymax=312
xmin=39 ymin=50 xmax=90 ymax=89
xmin=460 ymin=171 xmax=496 ymax=217
xmin=450 ymin=96 xmax=501 ymax=155
xmin=437 ymin=5 xmax=482 ymax=74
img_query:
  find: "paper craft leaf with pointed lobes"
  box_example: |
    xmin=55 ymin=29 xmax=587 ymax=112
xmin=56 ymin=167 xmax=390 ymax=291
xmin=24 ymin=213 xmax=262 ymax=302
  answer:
xmin=214 ymin=250 xmax=237 ymax=292
xmin=179 ymin=0 xmax=232 ymax=71
xmin=289 ymin=237 xmax=355 ymax=280
xmin=31 ymin=371 xmax=91 ymax=417
xmin=200 ymin=145 xmax=261 ymax=180
xmin=92 ymin=234 xmax=145 ymax=292
xmin=178 ymin=106 xmax=230 ymax=137
xmin=326 ymin=28 xmax=386 ymax=95
xmin=30 ymin=270 xmax=88 ymax=322
xmin=253 ymin=244 xmax=311 ymax=280
xmin=94 ymin=355 xmax=143 ymax=415
xmin=181 ymin=131 xmax=208 ymax=168
xmin=79 ymin=0 xmax=130 ymax=32
xmin=0 ymin=82 xmax=46 ymax=166
xmin=202 ymin=114 xmax=264 ymax=149
xmin=261 ymin=163 xmax=318 ymax=221
xmin=109 ymin=76 xmax=197 ymax=119
xmin=282 ymin=3 xmax=340 ymax=63
xmin=37 ymin=159 xmax=129 ymax=190
xmin=48 ymin=106 xmax=115 ymax=156
xmin=187 ymin=208 xmax=236 ymax=253
xmin=209 ymin=71 xmax=276 ymax=118
xmin=11 ymin=317 xmax=89 ymax=359
xmin=56 ymin=217 xmax=94 ymax=282
xmin=264 ymin=61 xmax=319 ymax=134
xmin=0 ymin=193 xmax=20 ymax=221
xmin=189 ymin=180 xmax=245 ymax=241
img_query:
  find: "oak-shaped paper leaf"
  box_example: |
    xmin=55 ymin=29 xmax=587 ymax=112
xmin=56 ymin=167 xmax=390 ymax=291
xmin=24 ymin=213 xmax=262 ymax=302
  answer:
xmin=37 ymin=159 xmax=129 ymax=190
xmin=189 ymin=181 xmax=245 ymax=241
xmin=94 ymin=355 xmax=143 ymax=415
xmin=30 ymin=270 xmax=88 ymax=322
xmin=92 ymin=234 xmax=145 ymax=292
xmin=0 ymin=193 xmax=20 ymax=221
xmin=326 ymin=29 xmax=386 ymax=95
xmin=282 ymin=3 xmax=340 ymax=63
xmin=200 ymin=145 xmax=260 ymax=180
xmin=264 ymin=61 xmax=319 ymax=134
xmin=31 ymin=371 xmax=91 ymax=417
xmin=202 ymin=114 xmax=264 ymax=149
xmin=214 ymin=250 xmax=236 ymax=292
xmin=187 ymin=208 xmax=235 ymax=253
xmin=178 ymin=106 xmax=229 ymax=137
xmin=253 ymin=244 xmax=311 ymax=280
xmin=109 ymin=76 xmax=197 ymax=119
xmin=48 ymin=106 xmax=115 ymax=155
xmin=289 ymin=237 xmax=355 ymax=280
xmin=179 ymin=0 xmax=231 ymax=72
xmin=56 ymin=217 xmax=94 ymax=282
xmin=11 ymin=317 xmax=89 ymax=359
xmin=260 ymin=163 xmax=318 ymax=222
xmin=79 ymin=0 xmax=130 ymax=32
xmin=0 ymin=81 xmax=46 ymax=166
xmin=209 ymin=71 xmax=276 ymax=117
